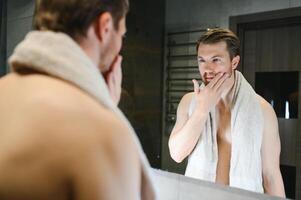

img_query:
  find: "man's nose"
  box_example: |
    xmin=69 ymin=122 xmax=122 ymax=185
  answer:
xmin=203 ymin=62 xmax=214 ymax=73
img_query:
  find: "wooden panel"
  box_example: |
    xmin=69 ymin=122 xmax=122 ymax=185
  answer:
xmin=254 ymin=26 xmax=301 ymax=72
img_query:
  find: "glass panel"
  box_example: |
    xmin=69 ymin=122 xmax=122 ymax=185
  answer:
xmin=255 ymin=71 xmax=299 ymax=119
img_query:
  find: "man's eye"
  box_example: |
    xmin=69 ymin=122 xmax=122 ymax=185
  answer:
xmin=213 ymin=58 xmax=221 ymax=62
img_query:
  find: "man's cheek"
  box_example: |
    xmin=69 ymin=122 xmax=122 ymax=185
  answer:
xmin=200 ymin=73 xmax=206 ymax=82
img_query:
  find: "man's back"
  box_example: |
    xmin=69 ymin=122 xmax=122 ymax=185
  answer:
xmin=0 ymin=72 xmax=141 ymax=200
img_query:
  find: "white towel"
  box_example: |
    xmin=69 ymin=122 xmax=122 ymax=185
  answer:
xmin=185 ymin=71 xmax=264 ymax=193
xmin=8 ymin=31 xmax=156 ymax=199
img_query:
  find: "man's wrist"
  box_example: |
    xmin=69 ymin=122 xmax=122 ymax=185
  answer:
xmin=191 ymin=107 xmax=209 ymax=121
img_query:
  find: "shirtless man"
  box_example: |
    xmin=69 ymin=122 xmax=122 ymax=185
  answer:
xmin=0 ymin=0 xmax=155 ymax=199
xmin=168 ymin=28 xmax=285 ymax=197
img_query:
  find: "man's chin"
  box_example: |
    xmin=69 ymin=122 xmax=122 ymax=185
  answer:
xmin=203 ymin=79 xmax=211 ymax=85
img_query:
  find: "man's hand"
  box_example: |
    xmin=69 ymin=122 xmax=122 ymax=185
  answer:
xmin=168 ymin=73 xmax=229 ymax=163
xmin=105 ymin=55 xmax=122 ymax=105
xmin=192 ymin=72 xmax=229 ymax=114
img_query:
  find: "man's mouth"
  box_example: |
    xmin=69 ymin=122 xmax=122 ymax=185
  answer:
xmin=204 ymin=76 xmax=215 ymax=81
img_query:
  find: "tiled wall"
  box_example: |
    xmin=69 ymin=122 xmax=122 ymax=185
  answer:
xmin=6 ymin=0 xmax=35 ymax=71
xmin=165 ymin=0 xmax=301 ymax=30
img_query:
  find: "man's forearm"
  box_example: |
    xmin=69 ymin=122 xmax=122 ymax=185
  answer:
xmin=263 ymin=171 xmax=286 ymax=198
xmin=169 ymin=111 xmax=208 ymax=163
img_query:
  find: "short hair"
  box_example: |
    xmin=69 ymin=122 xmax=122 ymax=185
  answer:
xmin=33 ymin=0 xmax=129 ymax=40
xmin=196 ymin=28 xmax=240 ymax=60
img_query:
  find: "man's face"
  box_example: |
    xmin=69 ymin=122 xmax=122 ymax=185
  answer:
xmin=102 ymin=17 xmax=126 ymax=72
xmin=197 ymin=41 xmax=235 ymax=85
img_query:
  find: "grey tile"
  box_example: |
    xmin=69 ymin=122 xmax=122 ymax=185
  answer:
xmin=7 ymin=17 xmax=33 ymax=56
xmin=165 ymin=0 xmax=293 ymax=30
xmin=290 ymin=0 xmax=301 ymax=7
xmin=247 ymin=0 xmax=290 ymax=13
xmin=7 ymin=0 xmax=35 ymax=22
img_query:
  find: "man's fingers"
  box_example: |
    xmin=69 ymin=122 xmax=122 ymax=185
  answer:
xmin=115 ymin=56 xmax=122 ymax=84
xmin=105 ymin=55 xmax=123 ymax=105
xmin=116 ymin=55 xmax=122 ymax=67
xmin=192 ymin=79 xmax=200 ymax=94
xmin=111 ymin=55 xmax=122 ymax=72
xmin=207 ymin=72 xmax=224 ymax=88
xmin=107 ymin=71 xmax=114 ymax=89
xmin=107 ymin=71 xmax=119 ymax=102
xmin=213 ymin=73 xmax=229 ymax=91
xmin=106 ymin=56 xmax=122 ymax=88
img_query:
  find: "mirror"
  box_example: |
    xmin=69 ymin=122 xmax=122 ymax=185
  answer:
xmin=154 ymin=3 xmax=301 ymax=199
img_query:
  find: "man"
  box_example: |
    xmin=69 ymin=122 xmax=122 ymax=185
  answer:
xmin=168 ymin=28 xmax=285 ymax=197
xmin=0 ymin=0 xmax=155 ymax=199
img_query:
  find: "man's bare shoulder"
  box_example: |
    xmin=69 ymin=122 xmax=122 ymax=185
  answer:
xmin=3 ymin=73 xmax=138 ymax=160
xmin=256 ymin=94 xmax=278 ymax=124
xmin=21 ymin=74 xmax=133 ymax=143
xmin=179 ymin=92 xmax=194 ymax=109
xmin=182 ymin=92 xmax=194 ymax=101
xmin=173 ymin=92 xmax=194 ymax=119
xmin=3 ymin=72 xmax=137 ymax=159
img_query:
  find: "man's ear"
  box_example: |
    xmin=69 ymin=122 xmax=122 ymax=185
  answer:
xmin=231 ymin=55 xmax=240 ymax=70
xmin=94 ymin=12 xmax=114 ymax=42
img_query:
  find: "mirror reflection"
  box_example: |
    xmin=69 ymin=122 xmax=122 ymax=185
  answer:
xmin=168 ymin=27 xmax=285 ymax=196
xmin=1 ymin=0 xmax=301 ymax=199
xmin=159 ymin=2 xmax=301 ymax=200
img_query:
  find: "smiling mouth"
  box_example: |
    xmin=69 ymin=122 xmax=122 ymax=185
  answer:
xmin=204 ymin=76 xmax=215 ymax=81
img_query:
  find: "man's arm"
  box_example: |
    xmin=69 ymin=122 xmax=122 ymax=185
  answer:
xmin=168 ymin=73 xmax=229 ymax=163
xmin=168 ymin=92 xmax=207 ymax=163
xmin=259 ymin=96 xmax=286 ymax=198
